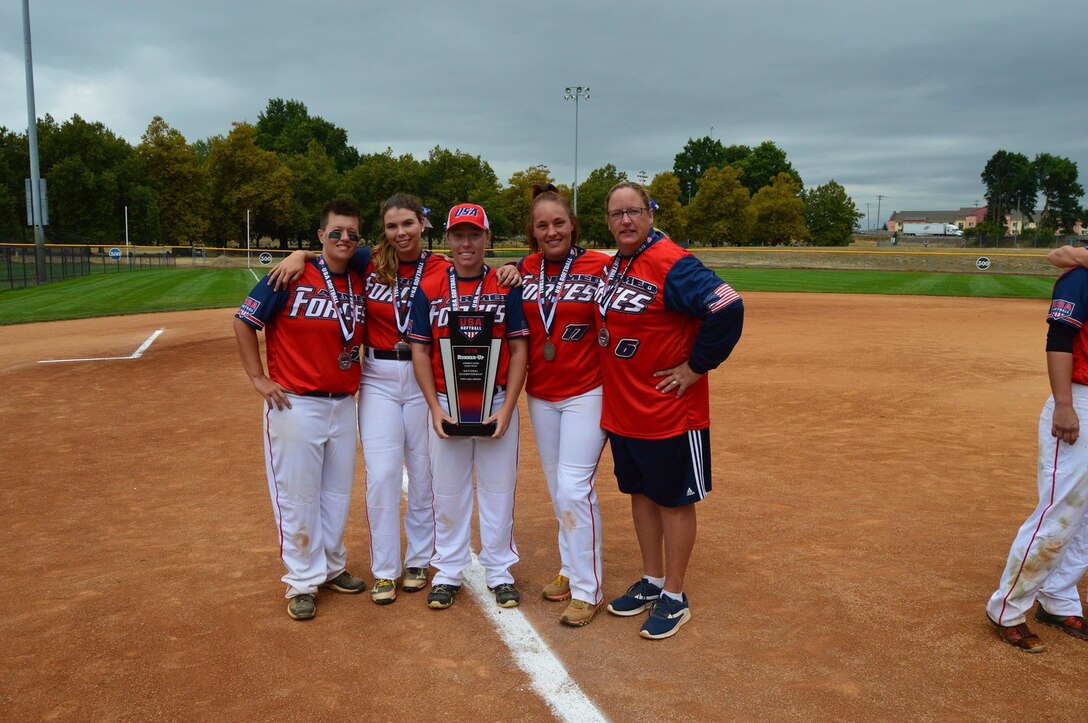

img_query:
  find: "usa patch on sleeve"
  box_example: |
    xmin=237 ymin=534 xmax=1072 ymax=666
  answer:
xmin=239 ymin=296 xmax=260 ymax=317
xmin=1049 ymin=299 xmax=1076 ymax=322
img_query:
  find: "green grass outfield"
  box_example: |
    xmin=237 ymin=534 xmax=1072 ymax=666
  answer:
xmin=0 ymin=266 xmax=1057 ymax=325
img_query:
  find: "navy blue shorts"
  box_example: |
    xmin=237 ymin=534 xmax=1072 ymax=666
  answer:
xmin=608 ymin=429 xmax=712 ymax=507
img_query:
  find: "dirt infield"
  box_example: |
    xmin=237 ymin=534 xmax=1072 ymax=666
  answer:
xmin=3 ymin=293 xmax=1087 ymax=720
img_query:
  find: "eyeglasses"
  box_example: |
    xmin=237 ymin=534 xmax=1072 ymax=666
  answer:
xmin=607 ymin=207 xmax=648 ymax=221
xmin=326 ymin=230 xmax=360 ymax=242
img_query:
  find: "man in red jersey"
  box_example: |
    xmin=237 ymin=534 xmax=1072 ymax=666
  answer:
xmin=234 ymin=199 xmax=368 ymax=621
xmin=598 ymin=182 xmax=744 ymax=640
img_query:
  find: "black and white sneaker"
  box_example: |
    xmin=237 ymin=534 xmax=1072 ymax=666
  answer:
xmin=427 ymin=583 xmax=461 ymax=609
xmin=491 ymin=583 xmax=521 ymax=608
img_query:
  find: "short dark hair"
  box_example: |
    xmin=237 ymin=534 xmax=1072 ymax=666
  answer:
xmin=319 ymin=199 xmax=362 ymax=229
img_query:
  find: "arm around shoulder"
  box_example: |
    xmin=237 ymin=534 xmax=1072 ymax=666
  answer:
xmin=1046 ymin=245 xmax=1088 ymax=269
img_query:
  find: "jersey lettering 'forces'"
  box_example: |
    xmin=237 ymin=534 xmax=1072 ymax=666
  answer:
xmin=408 ymin=270 xmax=528 ymax=395
xmin=361 ymin=255 xmax=453 ymax=350
xmin=236 ymin=259 xmax=365 ymax=395
xmin=1050 ymin=267 xmax=1088 ymax=384
xmin=597 ymin=235 xmax=742 ymax=439
xmin=519 ymin=249 xmax=609 ymax=401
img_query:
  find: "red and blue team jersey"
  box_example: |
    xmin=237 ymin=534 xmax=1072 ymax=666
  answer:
xmin=1050 ymin=267 xmax=1088 ymax=384
xmin=360 ymin=253 xmax=453 ymax=350
xmin=519 ymin=248 xmax=608 ymax=401
xmin=596 ymin=233 xmax=744 ymax=439
xmin=236 ymin=259 xmax=366 ymax=395
xmin=408 ymin=267 xmax=529 ymax=395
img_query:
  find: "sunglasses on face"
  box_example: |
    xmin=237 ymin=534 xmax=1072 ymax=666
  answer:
xmin=326 ymin=230 xmax=360 ymax=242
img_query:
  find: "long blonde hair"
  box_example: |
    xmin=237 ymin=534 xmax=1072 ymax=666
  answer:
xmin=374 ymin=193 xmax=427 ymax=286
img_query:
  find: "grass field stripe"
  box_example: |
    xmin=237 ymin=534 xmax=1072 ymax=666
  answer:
xmin=38 ymin=328 xmax=165 ymax=364
xmin=401 ymin=470 xmax=605 ymax=722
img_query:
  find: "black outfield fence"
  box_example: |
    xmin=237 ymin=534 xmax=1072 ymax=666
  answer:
xmin=0 ymin=245 xmax=177 ymax=290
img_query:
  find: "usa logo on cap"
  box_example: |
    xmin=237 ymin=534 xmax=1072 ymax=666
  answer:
xmin=446 ymin=203 xmax=490 ymax=231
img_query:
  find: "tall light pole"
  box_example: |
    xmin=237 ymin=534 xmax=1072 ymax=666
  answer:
xmin=23 ymin=0 xmax=46 ymax=282
xmin=564 ymin=86 xmax=590 ymax=214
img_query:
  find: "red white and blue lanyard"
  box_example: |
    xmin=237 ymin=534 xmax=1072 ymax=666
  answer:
xmin=447 ymin=265 xmax=489 ymax=312
xmin=393 ymin=251 xmax=430 ymax=340
xmin=598 ymin=236 xmax=654 ymax=325
xmin=538 ymin=248 xmax=577 ymax=340
xmin=317 ymin=256 xmax=359 ymax=345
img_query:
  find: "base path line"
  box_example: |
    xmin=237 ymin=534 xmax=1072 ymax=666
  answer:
xmin=38 ymin=328 xmax=165 ymax=364
xmin=401 ymin=469 xmax=606 ymax=722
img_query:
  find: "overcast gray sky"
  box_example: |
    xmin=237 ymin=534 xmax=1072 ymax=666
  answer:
xmin=2 ymin=0 xmax=1085 ymax=228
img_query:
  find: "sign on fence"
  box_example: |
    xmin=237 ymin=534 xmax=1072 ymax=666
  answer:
xmin=975 ymin=257 xmax=991 ymax=271
xmin=109 ymin=248 xmax=122 ymax=260
xmin=258 ymin=252 xmax=273 ymax=265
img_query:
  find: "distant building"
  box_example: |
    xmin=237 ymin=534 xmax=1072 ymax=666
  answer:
xmin=887 ymin=208 xmax=1083 ymax=235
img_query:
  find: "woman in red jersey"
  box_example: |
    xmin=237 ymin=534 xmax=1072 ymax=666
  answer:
xmin=597 ymin=182 xmax=744 ymax=640
xmin=518 ymin=184 xmax=611 ymax=627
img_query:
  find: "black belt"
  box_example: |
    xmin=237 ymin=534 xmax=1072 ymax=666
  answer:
xmin=368 ymin=348 xmax=412 ymax=361
xmin=302 ymin=391 xmax=352 ymax=399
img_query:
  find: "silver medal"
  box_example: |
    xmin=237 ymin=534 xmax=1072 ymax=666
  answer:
xmin=598 ymin=327 xmax=610 ymax=347
xmin=394 ymin=340 xmax=411 ymax=353
xmin=542 ymin=340 xmax=557 ymax=361
xmin=337 ymin=351 xmax=352 ymax=371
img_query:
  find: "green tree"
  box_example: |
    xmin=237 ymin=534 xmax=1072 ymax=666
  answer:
xmin=750 ymin=173 xmax=809 ymax=245
xmin=37 ymin=114 xmax=158 ymax=244
xmin=338 ymin=148 xmax=422 ymax=239
xmin=803 ymin=179 xmax=863 ymax=246
xmin=576 ymin=164 xmax=627 ymax=246
xmin=1034 ymin=153 xmax=1084 ymax=233
xmin=417 ymin=147 xmax=507 ymax=236
xmin=0 ymin=126 xmax=29 ymax=240
xmin=738 ymin=141 xmax=802 ymax=195
xmin=285 ymin=141 xmax=339 ymax=242
xmin=673 ymin=136 xmax=726 ymax=204
xmin=686 ymin=166 xmax=752 ymax=246
xmin=646 ymin=171 xmax=686 ymax=241
xmin=981 ymin=150 xmax=1036 ymax=230
xmin=207 ymin=122 xmax=293 ymax=245
xmin=256 ymin=98 xmax=359 ymax=172
xmin=499 ymin=165 xmax=555 ymax=237
xmin=137 ymin=116 xmax=209 ymax=246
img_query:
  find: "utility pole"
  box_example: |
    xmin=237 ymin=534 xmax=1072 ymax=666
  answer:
xmin=866 ymin=202 xmax=870 ymax=231
xmin=876 ymin=195 xmax=884 ymax=232
xmin=564 ymin=86 xmax=590 ymax=214
xmin=23 ymin=0 xmax=46 ymax=282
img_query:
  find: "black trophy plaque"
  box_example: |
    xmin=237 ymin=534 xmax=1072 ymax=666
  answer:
xmin=439 ymin=310 xmax=502 ymax=436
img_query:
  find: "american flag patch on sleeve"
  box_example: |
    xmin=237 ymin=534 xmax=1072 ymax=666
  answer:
xmin=705 ymin=283 xmax=740 ymax=313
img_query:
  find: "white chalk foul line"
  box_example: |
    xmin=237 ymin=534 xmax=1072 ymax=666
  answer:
xmin=38 ymin=328 xmax=165 ymax=364
xmin=249 ymin=268 xmax=260 ymax=282
xmin=401 ymin=469 xmax=605 ymax=723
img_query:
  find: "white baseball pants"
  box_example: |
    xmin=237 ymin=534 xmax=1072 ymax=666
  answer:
xmin=527 ymin=388 xmax=606 ymax=605
xmin=429 ymin=391 xmax=520 ymax=589
xmin=987 ymin=387 xmax=1088 ymax=626
xmin=263 ymin=394 xmax=357 ymax=597
xmin=359 ymin=356 xmax=434 ymax=580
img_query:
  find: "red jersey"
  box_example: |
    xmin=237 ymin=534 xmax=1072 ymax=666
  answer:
xmin=519 ymin=248 xmax=608 ymax=401
xmin=236 ymin=259 xmax=366 ymax=395
xmin=362 ymin=253 xmax=453 ymax=350
xmin=597 ymin=234 xmax=742 ymax=439
xmin=408 ymin=267 xmax=529 ymax=395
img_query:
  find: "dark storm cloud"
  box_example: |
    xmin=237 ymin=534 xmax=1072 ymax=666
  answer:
xmin=2 ymin=0 xmax=1084 ymax=228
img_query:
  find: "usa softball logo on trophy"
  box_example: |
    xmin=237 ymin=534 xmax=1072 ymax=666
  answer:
xmin=439 ymin=310 xmax=502 ymax=436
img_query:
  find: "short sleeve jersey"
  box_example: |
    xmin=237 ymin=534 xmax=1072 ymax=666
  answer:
xmin=519 ymin=247 xmax=608 ymax=401
xmin=408 ymin=267 xmax=529 ymax=395
xmin=361 ymin=253 xmax=453 ymax=350
xmin=235 ymin=259 xmax=365 ymax=395
xmin=597 ymin=234 xmax=741 ymax=439
xmin=1049 ymin=267 xmax=1088 ymax=384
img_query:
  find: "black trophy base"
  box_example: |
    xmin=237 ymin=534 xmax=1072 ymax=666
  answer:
xmin=442 ymin=420 xmax=498 ymax=437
